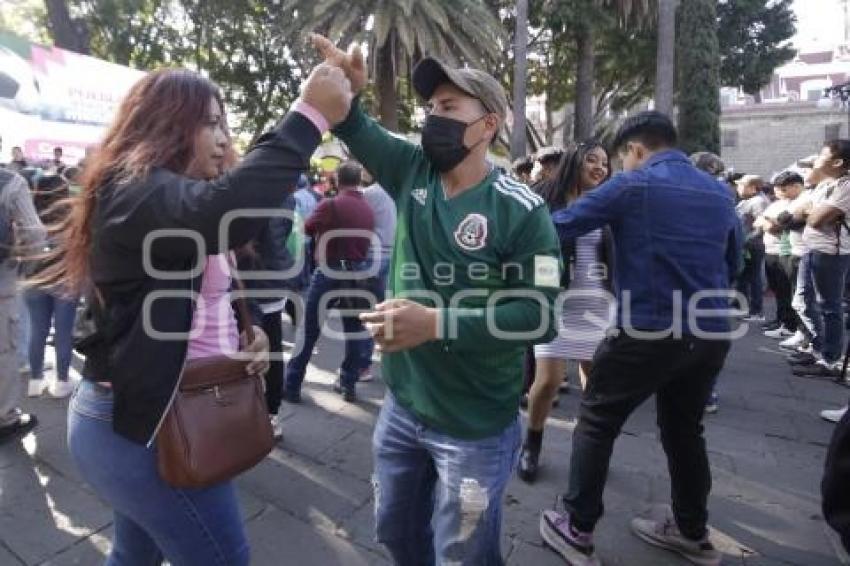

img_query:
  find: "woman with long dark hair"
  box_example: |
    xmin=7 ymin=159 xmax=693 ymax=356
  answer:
xmin=34 ymin=65 xmax=352 ymax=563
xmin=519 ymin=141 xmax=615 ymax=483
xmin=25 ymin=173 xmax=78 ymax=399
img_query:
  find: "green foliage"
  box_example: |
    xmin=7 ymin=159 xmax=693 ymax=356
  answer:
xmin=282 ymin=0 xmax=505 ymax=130
xmin=75 ymin=0 xmax=179 ymax=67
xmin=0 ymin=0 xmax=49 ymax=43
xmin=493 ymin=0 xmax=655 ymax=144
xmin=66 ymin=0 xmax=302 ymax=141
xmin=718 ymin=0 xmax=796 ymax=97
xmin=678 ymin=0 xmax=721 ymax=154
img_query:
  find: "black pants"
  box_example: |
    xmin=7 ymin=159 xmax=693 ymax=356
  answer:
xmin=736 ymin=246 xmax=765 ymax=315
xmin=283 ymin=296 xmax=299 ymax=328
xmin=563 ymin=332 xmax=731 ymax=539
xmin=765 ymin=253 xmax=797 ymax=331
xmin=782 ymin=255 xmax=802 ymax=333
xmin=262 ymin=310 xmax=284 ymax=415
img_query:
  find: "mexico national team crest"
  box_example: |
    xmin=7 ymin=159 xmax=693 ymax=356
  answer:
xmin=454 ymin=213 xmax=488 ymax=251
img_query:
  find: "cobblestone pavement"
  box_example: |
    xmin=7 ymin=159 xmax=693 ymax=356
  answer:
xmin=0 ymin=318 xmax=846 ymax=565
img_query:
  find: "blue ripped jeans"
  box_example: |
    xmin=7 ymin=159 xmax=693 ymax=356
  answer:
xmin=67 ymin=381 xmax=250 ymax=566
xmin=372 ymin=393 xmax=521 ymax=566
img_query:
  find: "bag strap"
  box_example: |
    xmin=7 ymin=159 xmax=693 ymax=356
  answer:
xmin=225 ymin=253 xmax=255 ymax=344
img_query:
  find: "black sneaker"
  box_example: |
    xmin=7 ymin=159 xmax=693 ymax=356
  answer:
xmin=518 ymin=443 xmax=541 ymax=483
xmin=793 ymin=360 xmax=842 ymax=379
xmin=0 ymin=413 xmax=38 ymax=444
xmin=333 ymin=380 xmax=357 ymax=403
xmin=761 ymin=320 xmax=781 ymax=331
xmin=787 ymin=351 xmax=817 ymax=366
xmin=282 ymin=388 xmax=301 ymax=404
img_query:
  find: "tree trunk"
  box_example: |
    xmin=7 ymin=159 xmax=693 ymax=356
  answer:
xmin=574 ymin=23 xmax=595 ymax=141
xmin=655 ymin=0 xmax=678 ymax=116
xmin=510 ymin=0 xmax=529 ymax=159
xmin=545 ymin=100 xmax=554 ymax=145
xmin=44 ymin=0 xmax=89 ymax=54
xmin=375 ymin=35 xmax=399 ymax=132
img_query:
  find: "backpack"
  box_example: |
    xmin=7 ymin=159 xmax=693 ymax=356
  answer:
xmin=0 ymin=168 xmax=16 ymax=264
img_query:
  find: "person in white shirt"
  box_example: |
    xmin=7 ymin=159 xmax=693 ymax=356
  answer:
xmin=787 ymin=140 xmax=850 ymax=380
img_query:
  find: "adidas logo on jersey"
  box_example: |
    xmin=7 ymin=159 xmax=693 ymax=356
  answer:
xmin=412 ymin=188 xmax=428 ymax=205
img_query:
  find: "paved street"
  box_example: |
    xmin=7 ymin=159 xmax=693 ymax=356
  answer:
xmin=1 ymin=315 xmax=848 ymax=565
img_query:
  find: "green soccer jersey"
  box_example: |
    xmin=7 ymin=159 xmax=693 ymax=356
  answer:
xmin=333 ymin=100 xmax=562 ymax=439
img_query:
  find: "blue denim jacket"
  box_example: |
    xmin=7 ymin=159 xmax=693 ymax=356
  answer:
xmin=552 ymin=150 xmax=742 ymax=335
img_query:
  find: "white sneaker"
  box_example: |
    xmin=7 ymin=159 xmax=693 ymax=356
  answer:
xmin=27 ymin=379 xmax=48 ymax=398
xmin=48 ymin=380 xmax=74 ymax=399
xmin=270 ymin=414 xmax=283 ymax=441
xmin=631 ymin=515 xmax=721 ymax=566
xmin=764 ymin=325 xmax=793 ymax=339
xmin=742 ymin=313 xmax=766 ymax=323
xmin=779 ymin=331 xmax=807 ymax=350
xmin=821 ymin=407 xmax=848 ymax=423
xmin=358 ymin=366 xmax=375 ymax=383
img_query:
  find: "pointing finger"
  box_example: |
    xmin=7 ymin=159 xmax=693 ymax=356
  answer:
xmin=311 ymin=33 xmax=343 ymax=62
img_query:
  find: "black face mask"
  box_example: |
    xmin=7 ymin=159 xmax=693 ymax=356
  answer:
xmin=421 ymin=114 xmax=488 ymax=173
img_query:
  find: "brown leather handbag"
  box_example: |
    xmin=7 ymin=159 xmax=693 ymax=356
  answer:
xmin=157 ymin=261 xmax=274 ymax=488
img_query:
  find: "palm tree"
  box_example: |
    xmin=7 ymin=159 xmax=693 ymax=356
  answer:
xmin=596 ymin=0 xmax=678 ymax=117
xmin=572 ymin=0 xmax=656 ymax=140
xmin=573 ymin=0 xmax=657 ymax=140
xmin=285 ymin=0 xmax=505 ymax=131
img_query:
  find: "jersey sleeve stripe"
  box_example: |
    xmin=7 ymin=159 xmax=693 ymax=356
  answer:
xmin=500 ymin=175 xmax=544 ymax=206
xmin=493 ymin=181 xmax=534 ymax=211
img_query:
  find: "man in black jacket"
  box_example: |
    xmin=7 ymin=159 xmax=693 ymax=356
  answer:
xmin=824 ymin=405 xmax=850 ymax=552
xmin=237 ymin=193 xmax=299 ymax=440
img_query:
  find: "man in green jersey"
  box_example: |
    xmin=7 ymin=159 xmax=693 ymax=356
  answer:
xmin=313 ymin=35 xmax=561 ymax=564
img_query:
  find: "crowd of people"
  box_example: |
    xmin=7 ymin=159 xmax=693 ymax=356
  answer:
xmin=0 ymin=31 xmax=848 ymax=566
xmin=0 ymin=140 xmax=83 ymax=436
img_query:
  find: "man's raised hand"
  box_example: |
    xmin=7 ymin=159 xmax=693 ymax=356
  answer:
xmin=301 ymin=63 xmax=353 ymax=127
xmin=310 ymin=33 xmax=367 ymax=94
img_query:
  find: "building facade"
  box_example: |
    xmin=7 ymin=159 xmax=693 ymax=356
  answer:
xmin=720 ymin=102 xmax=847 ymax=178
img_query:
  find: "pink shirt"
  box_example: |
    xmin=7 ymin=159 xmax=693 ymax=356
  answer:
xmin=187 ymin=254 xmax=239 ymax=359
xmin=185 ymin=102 xmax=326 ymax=359
xmin=293 ymin=100 xmax=329 ymax=134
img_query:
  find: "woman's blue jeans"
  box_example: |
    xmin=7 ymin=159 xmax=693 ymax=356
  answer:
xmin=25 ymin=289 xmax=77 ymax=381
xmin=67 ymin=381 xmax=250 ymax=566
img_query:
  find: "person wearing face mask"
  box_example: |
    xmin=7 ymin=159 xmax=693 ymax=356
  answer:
xmin=518 ymin=141 xmax=615 ymax=484
xmin=311 ymin=35 xmax=561 ymax=565
xmin=541 ymin=112 xmax=741 ymax=566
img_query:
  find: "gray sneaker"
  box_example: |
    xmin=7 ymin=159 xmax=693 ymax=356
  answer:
xmin=631 ymin=516 xmax=720 ymax=566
